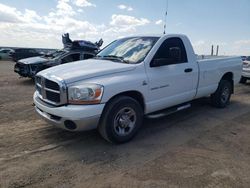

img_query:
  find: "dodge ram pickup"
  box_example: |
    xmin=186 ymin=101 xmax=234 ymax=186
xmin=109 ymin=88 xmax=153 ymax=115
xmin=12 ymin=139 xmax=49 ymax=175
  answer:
xmin=33 ymin=34 xmax=242 ymax=143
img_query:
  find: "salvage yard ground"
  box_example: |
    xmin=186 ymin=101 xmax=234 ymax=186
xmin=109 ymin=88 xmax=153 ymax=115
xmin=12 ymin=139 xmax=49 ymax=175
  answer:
xmin=0 ymin=60 xmax=250 ymax=187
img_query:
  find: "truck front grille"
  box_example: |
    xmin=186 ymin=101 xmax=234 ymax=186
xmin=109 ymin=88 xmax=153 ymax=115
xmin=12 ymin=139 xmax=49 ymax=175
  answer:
xmin=46 ymin=90 xmax=60 ymax=103
xmin=45 ymin=79 xmax=60 ymax=90
xmin=35 ymin=76 xmax=67 ymax=106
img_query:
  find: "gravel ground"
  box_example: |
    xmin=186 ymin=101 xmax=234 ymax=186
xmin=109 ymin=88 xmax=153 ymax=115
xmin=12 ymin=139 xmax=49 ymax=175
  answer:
xmin=0 ymin=60 xmax=250 ymax=188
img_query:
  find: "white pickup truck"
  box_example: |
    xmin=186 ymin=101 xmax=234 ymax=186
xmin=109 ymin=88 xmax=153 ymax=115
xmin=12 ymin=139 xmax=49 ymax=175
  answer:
xmin=240 ymin=56 xmax=250 ymax=84
xmin=33 ymin=34 xmax=242 ymax=143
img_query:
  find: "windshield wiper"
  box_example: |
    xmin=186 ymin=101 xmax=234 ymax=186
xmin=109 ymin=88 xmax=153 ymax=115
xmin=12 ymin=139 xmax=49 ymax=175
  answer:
xmin=102 ymin=55 xmax=130 ymax=64
xmin=92 ymin=55 xmax=104 ymax=60
xmin=93 ymin=55 xmax=130 ymax=63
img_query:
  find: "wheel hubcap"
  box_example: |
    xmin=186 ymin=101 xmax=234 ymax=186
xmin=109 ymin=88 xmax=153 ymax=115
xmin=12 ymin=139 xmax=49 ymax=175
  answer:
xmin=221 ymin=86 xmax=230 ymax=103
xmin=114 ymin=107 xmax=136 ymax=136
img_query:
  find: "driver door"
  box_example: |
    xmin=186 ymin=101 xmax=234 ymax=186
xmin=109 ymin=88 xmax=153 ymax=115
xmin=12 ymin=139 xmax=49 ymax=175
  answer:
xmin=146 ymin=37 xmax=198 ymax=112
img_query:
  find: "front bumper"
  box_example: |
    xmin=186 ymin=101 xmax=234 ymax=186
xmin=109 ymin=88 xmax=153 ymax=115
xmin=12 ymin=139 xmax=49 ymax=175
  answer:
xmin=14 ymin=63 xmax=32 ymax=77
xmin=14 ymin=63 xmax=43 ymax=78
xmin=33 ymin=92 xmax=105 ymax=131
xmin=242 ymin=68 xmax=250 ymax=78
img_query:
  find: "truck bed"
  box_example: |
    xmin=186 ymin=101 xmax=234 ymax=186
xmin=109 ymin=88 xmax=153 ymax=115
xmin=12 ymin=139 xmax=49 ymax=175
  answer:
xmin=197 ymin=55 xmax=233 ymax=60
xmin=195 ymin=56 xmax=242 ymax=99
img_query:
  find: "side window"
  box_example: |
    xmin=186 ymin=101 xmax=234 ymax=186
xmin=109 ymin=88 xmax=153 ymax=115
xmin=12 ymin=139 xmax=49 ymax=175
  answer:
xmin=153 ymin=37 xmax=187 ymax=65
xmin=61 ymin=53 xmax=80 ymax=64
xmin=84 ymin=53 xmax=94 ymax=59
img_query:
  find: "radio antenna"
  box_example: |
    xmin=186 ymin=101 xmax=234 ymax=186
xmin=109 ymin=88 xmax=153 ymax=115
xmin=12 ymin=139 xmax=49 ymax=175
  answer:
xmin=163 ymin=0 xmax=169 ymax=34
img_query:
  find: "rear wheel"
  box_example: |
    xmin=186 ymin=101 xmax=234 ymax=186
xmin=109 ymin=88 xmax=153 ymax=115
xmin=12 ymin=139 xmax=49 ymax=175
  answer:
xmin=211 ymin=80 xmax=232 ymax=108
xmin=239 ymin=76 xmax=247 ymax=84
xmin=98 ymin=96 xmax=143 ymax=144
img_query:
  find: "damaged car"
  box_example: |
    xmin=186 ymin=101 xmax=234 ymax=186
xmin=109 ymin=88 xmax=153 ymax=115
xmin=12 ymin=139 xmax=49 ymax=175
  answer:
xmin=14 ymin=34 xmax=103 ymax=79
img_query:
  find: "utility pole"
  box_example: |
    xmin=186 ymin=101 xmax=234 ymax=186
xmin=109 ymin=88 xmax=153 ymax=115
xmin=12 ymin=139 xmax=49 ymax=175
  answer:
xmin=211 ymin=45 xmax=214 ymax=56
xmin=216 ymin=45 xmax=219 ymax=56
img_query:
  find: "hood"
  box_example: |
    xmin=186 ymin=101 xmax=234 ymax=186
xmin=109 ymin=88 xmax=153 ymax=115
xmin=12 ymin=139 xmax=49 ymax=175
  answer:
xmin=38 ymin=59 xmax=136 ymax=84
xmin=18 ymin=56 xmax=49 ymax=65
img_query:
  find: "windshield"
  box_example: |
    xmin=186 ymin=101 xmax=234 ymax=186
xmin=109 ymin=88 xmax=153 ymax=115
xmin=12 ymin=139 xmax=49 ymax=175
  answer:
xmin=43 ymin=50 xmax=66 ymax=59
xmin=97 ymin=37 xmax=159 ymax=64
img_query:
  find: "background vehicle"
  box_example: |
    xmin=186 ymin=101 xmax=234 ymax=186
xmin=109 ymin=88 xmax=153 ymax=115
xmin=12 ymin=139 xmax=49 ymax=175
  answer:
xmin=10 ymin=48 xmax=42 ymax=62
xmin=0 ymin=48 xmax=14 ymax=60
xmin=241 ymin=56 xmax=247 ymax=61
xmin=33 ymin=34 xmax=242 ymax=143
xmin=14 ymin=34 xmax=103 ymax=78
xmin=240 ymin=56 xmax=250 ymax=84
xmin=14 ymin=49 xmax=96 ymax=78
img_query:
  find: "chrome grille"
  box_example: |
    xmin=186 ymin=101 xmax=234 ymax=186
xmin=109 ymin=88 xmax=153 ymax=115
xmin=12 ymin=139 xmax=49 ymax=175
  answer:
xmin=46 ymin=90 xmax=60 ymax=103
xmin=35 ymin=75 xmax=67 ymax=106
xmin=45 ymin=79 xmax=60 ymax=90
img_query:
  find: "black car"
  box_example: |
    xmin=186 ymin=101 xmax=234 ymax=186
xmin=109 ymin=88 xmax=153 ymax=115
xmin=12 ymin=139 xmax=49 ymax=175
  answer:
xmin=14 ymin=34 xmax=103 ymax=78
xmin=14 ymin=49 xmax=96 ymax=78
xmin=10 ymin=48 xmax=42 ymax=62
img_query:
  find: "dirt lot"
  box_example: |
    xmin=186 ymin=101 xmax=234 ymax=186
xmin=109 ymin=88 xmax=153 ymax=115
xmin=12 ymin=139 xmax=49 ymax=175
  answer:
xmin=0 ymin=60 xmax=250 ymax=188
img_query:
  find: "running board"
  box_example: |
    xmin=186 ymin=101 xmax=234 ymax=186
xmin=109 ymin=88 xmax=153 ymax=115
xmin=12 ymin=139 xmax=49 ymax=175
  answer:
xmin=147 ymin=103 xmax=191 ymax=119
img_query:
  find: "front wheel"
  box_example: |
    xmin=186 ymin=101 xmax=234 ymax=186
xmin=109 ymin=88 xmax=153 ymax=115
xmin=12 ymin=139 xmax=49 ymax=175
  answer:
xmin=211 ymin=80 xmax=232 ymax=108
xmin=239 ymin=76 xmax=247 ymax=84
xmin=98 ymin=96 xmax=143 ymax=144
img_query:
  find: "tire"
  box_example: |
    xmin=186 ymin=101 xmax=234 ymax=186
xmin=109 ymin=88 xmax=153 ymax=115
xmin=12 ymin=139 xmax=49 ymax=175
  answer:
xmin=98 ymin=96 xmax=143 ymax=144
xmin=211 ymin=80 xmax=232 ymax=108
xmin=239 ymin=76 xmax=247 ymax=84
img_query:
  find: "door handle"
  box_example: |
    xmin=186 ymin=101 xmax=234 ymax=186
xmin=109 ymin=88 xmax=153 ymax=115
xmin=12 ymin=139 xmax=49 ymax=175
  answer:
xmin=184 ymin=68 xmax=193 ymax=73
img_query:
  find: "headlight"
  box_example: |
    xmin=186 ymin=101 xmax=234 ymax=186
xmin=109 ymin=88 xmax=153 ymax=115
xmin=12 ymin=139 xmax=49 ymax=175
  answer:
xmin=68 ymin=84 xmax=103 ymax=104
xmin=243 ymin=63 xmax=250 ymax=68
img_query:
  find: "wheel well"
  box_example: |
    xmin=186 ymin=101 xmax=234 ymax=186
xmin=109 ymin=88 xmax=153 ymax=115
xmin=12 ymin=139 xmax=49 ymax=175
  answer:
xmin=221 ymin=72 xmax=234 ymax=93
xmin=107 ymin=91 xmax=145 ymax=112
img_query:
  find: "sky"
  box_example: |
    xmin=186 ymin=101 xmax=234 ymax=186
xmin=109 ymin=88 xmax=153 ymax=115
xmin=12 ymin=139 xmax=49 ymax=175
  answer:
xmin=0 ymin=0 xmax=249 ymax=55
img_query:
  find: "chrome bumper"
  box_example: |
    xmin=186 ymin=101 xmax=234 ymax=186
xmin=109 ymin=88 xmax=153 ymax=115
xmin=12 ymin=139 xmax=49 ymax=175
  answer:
xmin=34 ymin=92 xmax=105 ymax=131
